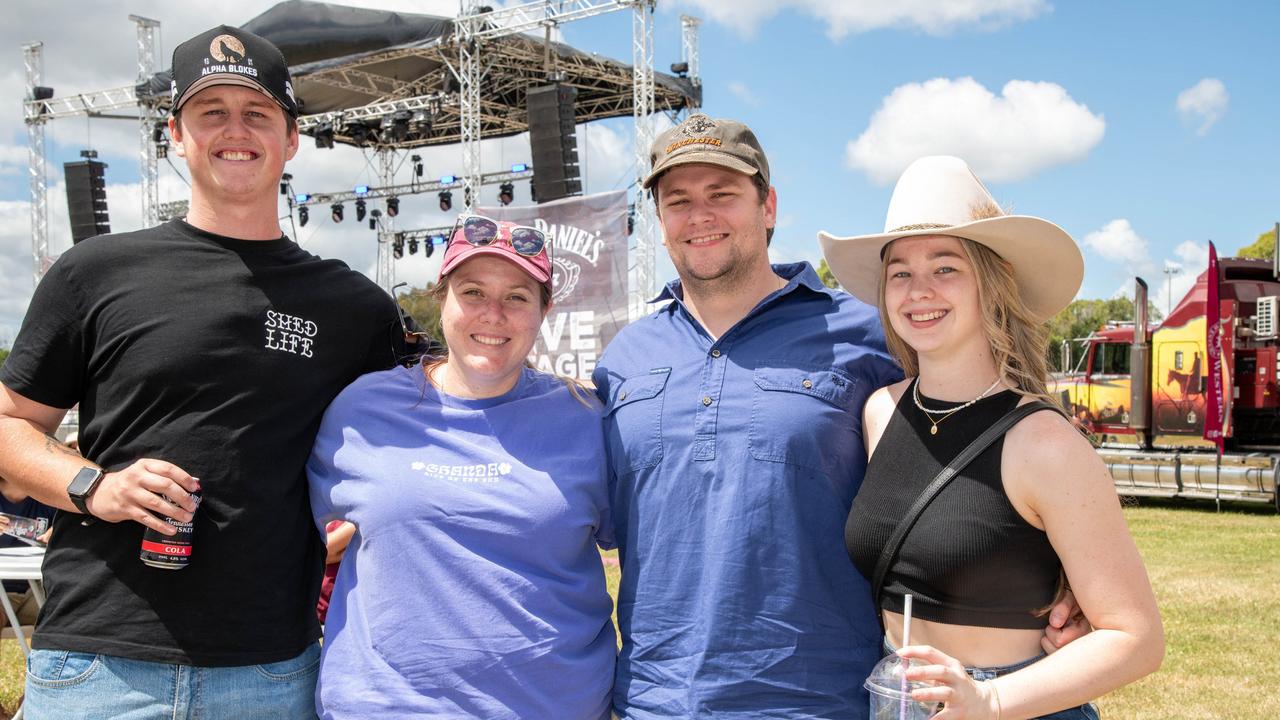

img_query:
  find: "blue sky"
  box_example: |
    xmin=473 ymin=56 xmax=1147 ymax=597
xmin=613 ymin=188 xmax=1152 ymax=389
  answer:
xmin=1 ymin=0 xmax=1276 ymax=343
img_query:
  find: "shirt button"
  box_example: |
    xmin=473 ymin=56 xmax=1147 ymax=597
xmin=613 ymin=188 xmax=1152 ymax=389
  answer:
xmin=702 ymin=396 xmax=713 ymax=406
xmin=619 ymin=391 xmax=628 ymax=401
xmin=710 ymin=349 xmax=721 ymax=358
xmin=802 ymin=379 xmax=813 ymax=389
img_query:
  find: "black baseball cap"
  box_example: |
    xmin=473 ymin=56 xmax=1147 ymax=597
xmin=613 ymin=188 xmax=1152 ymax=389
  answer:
xmin=170 ymin=25 xmax=298 ymax=118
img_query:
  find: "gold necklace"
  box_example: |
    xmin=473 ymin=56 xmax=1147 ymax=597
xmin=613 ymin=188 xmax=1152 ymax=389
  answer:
xmin=912 ymin=377 xmax=1003 ymax=435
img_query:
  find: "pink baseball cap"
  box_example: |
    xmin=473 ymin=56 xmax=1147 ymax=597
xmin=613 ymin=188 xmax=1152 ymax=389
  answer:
xmin=437 ymin=216 xmax=552 ymax=288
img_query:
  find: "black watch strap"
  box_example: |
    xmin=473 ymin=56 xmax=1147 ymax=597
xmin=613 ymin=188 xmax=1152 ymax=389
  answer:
xmin=67 ymin=467 xmax=105 ymax=516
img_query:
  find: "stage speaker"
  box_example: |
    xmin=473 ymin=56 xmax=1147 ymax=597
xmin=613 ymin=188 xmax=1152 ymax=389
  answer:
xmin=527 ymin=84 xmax=581 ymax=203
xmin=64 ymin=158 xmax=110 ymax=243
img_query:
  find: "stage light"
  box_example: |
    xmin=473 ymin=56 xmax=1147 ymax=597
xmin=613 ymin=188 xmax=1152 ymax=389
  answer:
xmin=331 ymin=203 xmax=344 ymax=223
xmin=355 ymin=185 xmax=370 ymax=195
xmin=498 ymin=182 xmax=514 ymax=206
xmin=314 ymin=122 xmax=335 ymax=149
xmin=279 ymin=173 xmax=292 ymax=196
xmin=386 ymin=197 xmax=400 ymax=217
xmin=438 ymin=190 xmax=452 ymax=212
xmin=384 ymin=110 xmax=409 ymax=142
xmin=408 ymin=238 xmax=419 ymax=255
xmin=369 ymin=208 xmax=382 ymax=231
xmin=411 ymin=154 xmax=424 ymax=178
xmin=425 ymin=236 xmax=438 ymax=257
xmin=298 ymin=206 xmax=309 ymax=227
xmin=439 ymin=175 xmax=457 ymax=185
xmin=350 ymin=123 xmax=372 ymax=146
xmin=670 ymin=61 xmax=689 ymax=75
xmin=32 ymin=86 xmax=54 ymax=101
xmin=295 ymin=193 xmax=310 ymax=203
xmin=392 ymin=235 xmax=404 ymax=259
xmin=511 ymin=163 xmax=528 ymax=173
xmin=355 ymin=198 xmax=367 ymax=222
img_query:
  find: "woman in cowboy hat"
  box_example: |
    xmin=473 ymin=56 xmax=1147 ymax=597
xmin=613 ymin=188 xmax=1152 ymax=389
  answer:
xmin=821 ymin=156 xmax=1163 ymax=719
xmin=307 ymin=215 xmax=615 ymax=719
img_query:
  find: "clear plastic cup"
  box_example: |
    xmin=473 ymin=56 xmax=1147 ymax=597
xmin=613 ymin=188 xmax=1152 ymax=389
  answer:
xmin=864 ymin=653 xmax=941 ymax=720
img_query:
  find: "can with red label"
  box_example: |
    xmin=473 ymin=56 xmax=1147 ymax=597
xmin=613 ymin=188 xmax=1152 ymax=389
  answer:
xmin=140 ymin=491 xmax=201 ymax=570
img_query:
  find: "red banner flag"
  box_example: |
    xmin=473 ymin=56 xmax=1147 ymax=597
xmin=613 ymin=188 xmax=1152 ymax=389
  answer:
xmin=1203 ymin=241 xmax=1225 ymax=454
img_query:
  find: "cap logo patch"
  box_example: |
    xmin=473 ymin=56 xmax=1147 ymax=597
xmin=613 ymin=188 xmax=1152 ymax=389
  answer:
xmin=681 ymin=115 xmax=716 ymax=136
xmin=209 ymin=35 xmax=246 ymax=64
xmin=665 ymin=136 xmax=723 ymax=154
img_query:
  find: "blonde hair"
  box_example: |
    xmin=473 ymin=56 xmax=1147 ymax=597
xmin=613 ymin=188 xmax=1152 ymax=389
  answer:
xmin=421 ymin=275 xmax=597 ymax=408
xmin=877 ymin=213 xmax=1071 ymax=615
xmin=876 ymin=233 xmax=1059 ymax=410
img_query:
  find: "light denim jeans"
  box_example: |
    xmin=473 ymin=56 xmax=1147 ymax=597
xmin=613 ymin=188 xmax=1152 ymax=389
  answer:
xmin=881 ymin=640 xmax=1101 ymax=720
xmin=23 ymin=642 xmax=320 ymax=720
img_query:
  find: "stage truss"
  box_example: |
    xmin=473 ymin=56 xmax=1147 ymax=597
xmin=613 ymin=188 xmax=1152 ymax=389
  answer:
xmin=23 ymin=0 xmax=701 ymax=308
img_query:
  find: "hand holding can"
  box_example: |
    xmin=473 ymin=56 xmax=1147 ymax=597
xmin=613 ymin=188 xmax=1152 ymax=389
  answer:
xmin=140 ymin=491 xmax=202 ymax=570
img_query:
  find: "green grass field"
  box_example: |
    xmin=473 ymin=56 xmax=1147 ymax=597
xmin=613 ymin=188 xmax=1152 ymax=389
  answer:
xmin=0 ymin=501 xmax=1273 ymax=718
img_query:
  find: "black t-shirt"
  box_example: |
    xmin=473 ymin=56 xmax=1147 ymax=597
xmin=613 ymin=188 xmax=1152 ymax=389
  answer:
xmin=0 ymin=220 xmax=402 ymax=665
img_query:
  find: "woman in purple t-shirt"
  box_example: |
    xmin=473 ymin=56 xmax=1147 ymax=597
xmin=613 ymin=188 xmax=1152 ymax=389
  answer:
xmin=307 ymin=216 xmax=614 ymax=719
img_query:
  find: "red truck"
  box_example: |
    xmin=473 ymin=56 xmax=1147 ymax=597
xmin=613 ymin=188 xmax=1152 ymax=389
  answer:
xmin=1053 ymin=256 xmax=1279 ymax=509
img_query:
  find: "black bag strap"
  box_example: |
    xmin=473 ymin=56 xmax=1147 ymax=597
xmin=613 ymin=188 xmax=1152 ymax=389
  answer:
xmin=870 ymin=400 xmax=1062 ymax=626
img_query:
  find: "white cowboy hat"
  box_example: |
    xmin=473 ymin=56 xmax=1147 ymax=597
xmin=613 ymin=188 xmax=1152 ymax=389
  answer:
xmin=818 ymin=155 xmax=1084 ymax=322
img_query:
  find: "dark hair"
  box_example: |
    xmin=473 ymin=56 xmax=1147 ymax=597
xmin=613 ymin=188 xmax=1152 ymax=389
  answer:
xmin=651 ymin=170 xmax=775 ymax=246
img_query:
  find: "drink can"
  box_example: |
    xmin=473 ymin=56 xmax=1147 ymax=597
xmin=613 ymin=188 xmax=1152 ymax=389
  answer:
xmin=140 ymin=491 xmax=202 ymax=570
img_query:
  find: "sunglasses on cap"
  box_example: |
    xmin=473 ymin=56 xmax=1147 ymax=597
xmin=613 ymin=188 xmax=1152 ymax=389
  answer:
xmin=450 ymin=214 xmax=549 ymax=259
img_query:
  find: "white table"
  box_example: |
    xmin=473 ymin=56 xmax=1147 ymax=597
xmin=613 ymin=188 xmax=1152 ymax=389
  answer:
xmin=0 ymin=546 xmax=45 ymax=720
xmin=0 ymin=546 xmax=46 ymax=656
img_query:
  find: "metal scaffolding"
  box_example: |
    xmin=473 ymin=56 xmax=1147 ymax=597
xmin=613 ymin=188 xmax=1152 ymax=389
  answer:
xmin=630 ymin=0 xmax=657 ymax=319
xmin=23 ymin=42 xmax=48 ymax=286
xmin=375 ymin=149 xmax=397 ymax=291
xmin=681 ymin=15 xmax=702 ymax=87
xmin=130 ymin=15 xmax=162 ymax=230
xmin=22 ymin=2 xmax=701 ymax=305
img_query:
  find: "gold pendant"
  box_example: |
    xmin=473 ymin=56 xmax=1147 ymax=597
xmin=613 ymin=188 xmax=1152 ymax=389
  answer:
xmin=930 ymin=425 xmax=938 ymax=435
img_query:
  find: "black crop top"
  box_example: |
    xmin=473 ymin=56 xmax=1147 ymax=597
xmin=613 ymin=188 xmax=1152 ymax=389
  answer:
xmin=845 ymin=380 xmax=1061 ymax=629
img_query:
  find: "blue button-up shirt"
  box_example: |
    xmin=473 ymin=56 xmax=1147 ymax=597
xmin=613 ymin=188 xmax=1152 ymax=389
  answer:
xmin=593 ymin=262 xmax=903 ymax=719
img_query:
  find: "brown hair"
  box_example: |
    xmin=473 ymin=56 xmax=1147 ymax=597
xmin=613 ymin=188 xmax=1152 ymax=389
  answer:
xmin=421 ymin=274 xmax=596 ymax=408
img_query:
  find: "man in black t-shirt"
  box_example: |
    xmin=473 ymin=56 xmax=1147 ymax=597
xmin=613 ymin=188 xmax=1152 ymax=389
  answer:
xmin=0 ymin=25 xmax=401 ymax=719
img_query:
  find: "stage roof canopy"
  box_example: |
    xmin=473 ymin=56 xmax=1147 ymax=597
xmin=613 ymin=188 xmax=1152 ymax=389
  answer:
xmin=154 ymin=0 xmax=700 ymax=149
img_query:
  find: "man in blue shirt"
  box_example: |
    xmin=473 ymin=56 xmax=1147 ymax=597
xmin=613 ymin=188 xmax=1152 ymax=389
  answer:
xmin=593 ymin=114 xmax=902 ymax=718
xmin=596 ymin=115 xmax=1088 ymax=719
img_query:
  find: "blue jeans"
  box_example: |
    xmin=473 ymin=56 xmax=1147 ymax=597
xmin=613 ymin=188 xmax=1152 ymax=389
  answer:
xmin=23 ymin=643 xmax=320 ymax=720
xmin=882 ymin=641 xmax=1101 ymax=720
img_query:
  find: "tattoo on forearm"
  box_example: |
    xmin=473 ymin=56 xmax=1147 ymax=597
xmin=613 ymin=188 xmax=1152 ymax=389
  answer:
xmin=44 ymin=434 xmax=80 ymax=457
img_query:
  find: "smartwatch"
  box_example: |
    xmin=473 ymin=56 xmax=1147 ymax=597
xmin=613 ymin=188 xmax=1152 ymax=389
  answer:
xmin=67 ymin=467 xmax=105 ymax=516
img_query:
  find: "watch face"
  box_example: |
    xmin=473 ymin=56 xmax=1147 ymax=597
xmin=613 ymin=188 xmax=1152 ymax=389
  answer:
xmin=68 ymin=467 xmax=102 ymax=496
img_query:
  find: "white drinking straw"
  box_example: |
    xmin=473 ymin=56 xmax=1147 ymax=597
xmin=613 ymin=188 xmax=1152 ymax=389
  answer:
xmin=902 ymin=594 xmax=913 ymax=648
xmin=900 ymin=594 xmax=914 ymax=720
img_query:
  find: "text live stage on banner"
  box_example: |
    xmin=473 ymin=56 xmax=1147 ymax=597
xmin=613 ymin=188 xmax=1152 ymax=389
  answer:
xmin=481 ymin=190 xmax=630 ymax=380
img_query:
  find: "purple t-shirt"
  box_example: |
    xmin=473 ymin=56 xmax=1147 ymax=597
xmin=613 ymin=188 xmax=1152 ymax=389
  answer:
xmin=307 ymin=365 xmax=615 ymax=719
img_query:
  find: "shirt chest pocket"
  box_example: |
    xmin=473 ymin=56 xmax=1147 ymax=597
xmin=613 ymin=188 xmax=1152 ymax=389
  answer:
xmin=604 ymin=370 xmax=670 ymax=474
xmin=749 ymin=366 xmax=860 ymax=475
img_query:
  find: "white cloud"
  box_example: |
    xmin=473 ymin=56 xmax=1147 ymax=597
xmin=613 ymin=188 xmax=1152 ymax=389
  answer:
xmin=673 ymin=0 xmax=1049 ymax=39
xmin=1082 ymin=223 xmax=1208 ymax=318
xmin=1176 ymin=78 xmax=1228 ymax=136
xmin=727 ymin=82 xmax=760 ymax=107
xmin=845 ymin=76 xmax=1105 ymax=185
xmin=1082 ymin=219 xmax=1151 ymax=271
